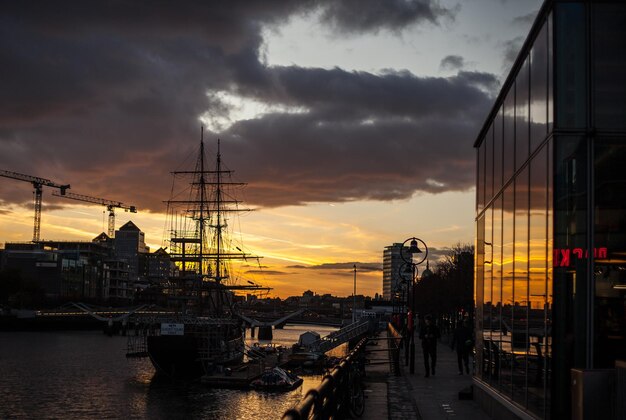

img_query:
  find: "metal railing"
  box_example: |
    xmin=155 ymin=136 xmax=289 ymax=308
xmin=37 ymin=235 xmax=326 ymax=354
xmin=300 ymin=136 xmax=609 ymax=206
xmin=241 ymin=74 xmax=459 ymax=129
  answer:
xmin=282 ymin=337 xmax=368 ymax=419
xmin=387 ymin=322 xmax=402 ymax=375
xmin=308 ymin=319 xmax=371 ymax=353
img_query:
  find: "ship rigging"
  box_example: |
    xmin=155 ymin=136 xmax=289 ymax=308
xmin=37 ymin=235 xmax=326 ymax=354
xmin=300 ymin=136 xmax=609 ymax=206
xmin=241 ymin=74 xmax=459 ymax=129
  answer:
xmin=127 ymin=130 xmax=270 ymax=378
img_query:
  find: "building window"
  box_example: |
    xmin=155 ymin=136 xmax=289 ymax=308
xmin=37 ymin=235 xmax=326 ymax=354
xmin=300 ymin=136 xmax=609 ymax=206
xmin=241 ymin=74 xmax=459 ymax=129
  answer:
xmin=516 ymin=57 xmax=530 ymax=171
xmin=593 ymin=6 xmax=626 ymax=129
xmin=530 ymin=21 xmax=549 ymax=154
xmin=504 ymin=89 xmax=515 ymax=184
xmin=555 ymin=3 xmax=586 ymax=128
xmin=593 ymin=137 xmax=626 ymax=369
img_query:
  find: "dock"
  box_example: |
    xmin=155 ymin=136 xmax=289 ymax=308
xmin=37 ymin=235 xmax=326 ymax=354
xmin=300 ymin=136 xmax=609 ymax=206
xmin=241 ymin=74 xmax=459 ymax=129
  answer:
xmin=201 ymin=346 xmax=291 ymax=389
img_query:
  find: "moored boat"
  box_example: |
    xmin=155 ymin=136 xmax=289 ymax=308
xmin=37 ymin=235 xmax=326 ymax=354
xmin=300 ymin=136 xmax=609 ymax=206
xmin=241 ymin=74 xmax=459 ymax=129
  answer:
xmin=250 ymin=367 xmax=303 ymax=391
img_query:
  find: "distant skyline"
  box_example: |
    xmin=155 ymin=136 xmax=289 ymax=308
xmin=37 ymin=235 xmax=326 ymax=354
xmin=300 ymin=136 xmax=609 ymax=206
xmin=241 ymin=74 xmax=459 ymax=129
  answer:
xmin=0 ymin=0 xmax=542 ymax=297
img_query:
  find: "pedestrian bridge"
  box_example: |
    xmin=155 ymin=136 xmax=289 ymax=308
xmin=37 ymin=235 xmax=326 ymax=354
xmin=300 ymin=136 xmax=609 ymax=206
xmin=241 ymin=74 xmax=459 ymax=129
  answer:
xmin=306 ymin=319 xmax=371 ymax=354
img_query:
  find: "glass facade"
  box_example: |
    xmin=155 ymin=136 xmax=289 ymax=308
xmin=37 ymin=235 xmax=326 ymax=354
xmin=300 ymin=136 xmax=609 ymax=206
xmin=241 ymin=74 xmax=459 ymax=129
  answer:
xmin=593 ymin=137 xmax=626 ymax=368
xmin=475 ymin=2 xmax=626 ymax=418
xmin=475 ymin=9 xmax=553 ymax=418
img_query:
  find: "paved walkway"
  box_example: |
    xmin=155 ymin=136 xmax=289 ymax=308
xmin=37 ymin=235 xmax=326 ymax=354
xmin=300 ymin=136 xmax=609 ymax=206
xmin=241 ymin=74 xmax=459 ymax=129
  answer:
xmin=362 ymin=330 xmax=489 ymax=420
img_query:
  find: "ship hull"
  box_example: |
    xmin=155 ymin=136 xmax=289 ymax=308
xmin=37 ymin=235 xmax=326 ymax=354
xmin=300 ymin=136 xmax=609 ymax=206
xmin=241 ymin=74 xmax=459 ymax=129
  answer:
xmin=147 ymin=332 xmax=245 ymax=379
xmin=147 ymin=335 xmax=204 ymax=379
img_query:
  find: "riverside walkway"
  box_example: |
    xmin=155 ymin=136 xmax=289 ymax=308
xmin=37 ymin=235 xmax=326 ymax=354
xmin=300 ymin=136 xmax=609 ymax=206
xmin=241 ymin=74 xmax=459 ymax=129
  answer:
xmin=362 ymin=329 xmax=488 ymax=420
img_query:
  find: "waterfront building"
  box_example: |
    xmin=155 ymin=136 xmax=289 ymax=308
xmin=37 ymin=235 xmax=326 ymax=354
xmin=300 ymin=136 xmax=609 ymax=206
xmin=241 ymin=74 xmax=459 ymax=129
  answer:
xmin=114 ymin=221 xmax=149 ymax=283
xmin=382 ymin=243 xmax=412 ymax=301
xmin=145 ymin=247 xmax=175 ymax=284
xmin=474 ymin=0 xmax=626 ymax=418
xmin=1 ymin=240 xmax=111 ymax=301
xmin=107 ymin=259 xmax=131 ymax=301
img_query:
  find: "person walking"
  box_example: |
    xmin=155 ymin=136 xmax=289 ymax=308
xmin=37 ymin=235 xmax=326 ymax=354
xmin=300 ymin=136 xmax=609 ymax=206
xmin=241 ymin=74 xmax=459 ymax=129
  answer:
xmin=419 ymin=314 xmax=440 ymax=377
xmin=451 ymin=319 xmax=473 ymax=375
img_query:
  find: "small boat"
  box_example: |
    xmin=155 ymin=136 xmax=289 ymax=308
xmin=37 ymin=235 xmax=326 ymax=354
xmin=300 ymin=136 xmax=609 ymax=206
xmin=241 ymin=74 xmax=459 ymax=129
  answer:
xmin=250 ymin=367 xmax=303 ymax=391
xmin=250 ymin=342 xmax=285 ymax=355
xmin=287 ymin=350 xmax=324 ymax=367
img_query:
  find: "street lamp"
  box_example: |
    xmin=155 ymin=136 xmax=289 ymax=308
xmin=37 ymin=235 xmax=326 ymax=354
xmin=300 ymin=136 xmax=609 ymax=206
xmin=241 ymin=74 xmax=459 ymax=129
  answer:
xmin=400 ymin=236 xmax=428 ymax=374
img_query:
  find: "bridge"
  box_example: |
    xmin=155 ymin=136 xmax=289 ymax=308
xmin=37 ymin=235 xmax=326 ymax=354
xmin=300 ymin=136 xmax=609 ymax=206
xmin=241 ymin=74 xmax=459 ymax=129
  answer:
xmin=305 ymin=319 xmax=372 ymax=354
xmin=47 ymin=302 xmax=150 ymax=323
xmin=34 ymin=302 xmax=171 ymax=334
xmin=238 ymin=309 xmax=308 ymax=340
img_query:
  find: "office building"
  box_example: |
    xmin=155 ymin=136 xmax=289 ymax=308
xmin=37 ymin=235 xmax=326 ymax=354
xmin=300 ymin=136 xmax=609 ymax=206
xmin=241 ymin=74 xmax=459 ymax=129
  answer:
xmin=114 ymin=221 xmax=149 ymax=282
xmin=474 ymin=1 xmax=626 ymax=418
xmin=382 ymin=243 xmax=412 ymax=302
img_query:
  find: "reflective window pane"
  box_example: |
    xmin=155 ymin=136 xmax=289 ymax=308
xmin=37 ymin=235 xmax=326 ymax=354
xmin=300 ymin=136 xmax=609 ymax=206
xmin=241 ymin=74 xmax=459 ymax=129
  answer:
xmin=531 ymin=22 xmax=548 ymax=154
xmin=476 ymin=213 xmax=485 ymax=379
xmin=486 ymin=124 xmax=494 ymax=203
xmin=593 ymin=137 xmax=626 ymax=369
xmin=555 ymin=4 xmax=587 ymax=128
xmin=593 ymin=6 xmax=626 ymax=129
xmin=490 ymin=196 xmax=503 ymax=387
xmin=546 ymin=139 xmax=553 ymax=419
xmin=513 ymin=166 xmax=529 ymax=406
xmin=478 ymin=143 xmax=485 ymax=213
xmin=494 ymin=106 xmax=504 ymax=195
xmin=501 ymin=184 xmax=514 ymax=395
xmin=504 ymin=90 xmax=515 ymax=184
xmin=528 ymin=144 xmax=548 ymax=416
xmin=553 ymin=135 xmax=589 ymax=414
xmin=516 ymin=57 xmax=530 ymax=170
xmin=484 ymin=206 xmax=494 ymax=382
xmin=547 ymin=12 xmax=553 ymax=132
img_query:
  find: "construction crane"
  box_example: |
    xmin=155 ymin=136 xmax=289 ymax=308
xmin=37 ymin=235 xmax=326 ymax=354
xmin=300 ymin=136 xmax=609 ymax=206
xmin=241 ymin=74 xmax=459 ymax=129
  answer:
xmin=0 ymin=169 xmax=70 ymax=242
xmin=52 ymin=191 xmax=137 ymax=238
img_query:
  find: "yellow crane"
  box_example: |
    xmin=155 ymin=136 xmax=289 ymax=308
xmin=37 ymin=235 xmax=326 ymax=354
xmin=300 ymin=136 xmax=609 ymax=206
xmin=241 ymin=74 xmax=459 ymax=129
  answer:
xmin=0 ymin=169 xmax=70 ymax=242
xmin=52 ymin=191 xmax=137 ymax=238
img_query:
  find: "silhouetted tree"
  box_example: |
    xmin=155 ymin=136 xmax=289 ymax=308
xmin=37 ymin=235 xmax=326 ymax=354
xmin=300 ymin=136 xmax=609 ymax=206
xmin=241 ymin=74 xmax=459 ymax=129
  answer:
xmin=414 ymin=243 xmax=474 ymax=322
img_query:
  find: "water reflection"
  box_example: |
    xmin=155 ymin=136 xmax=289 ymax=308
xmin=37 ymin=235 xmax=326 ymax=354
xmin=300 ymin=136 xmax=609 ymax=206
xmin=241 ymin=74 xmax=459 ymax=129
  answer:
xmin=0 ymin=325 xmax=338 ymax=419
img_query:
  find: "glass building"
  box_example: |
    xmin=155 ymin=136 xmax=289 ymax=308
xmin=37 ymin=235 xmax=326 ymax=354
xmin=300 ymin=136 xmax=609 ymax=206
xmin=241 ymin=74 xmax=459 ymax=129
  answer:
xmin=474 ymin=1 xmax=626 ymax=418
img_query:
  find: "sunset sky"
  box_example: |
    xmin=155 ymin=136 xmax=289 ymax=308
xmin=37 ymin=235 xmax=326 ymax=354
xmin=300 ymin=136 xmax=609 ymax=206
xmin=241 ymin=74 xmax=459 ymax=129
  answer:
xmin=0 ymin=0 xmax=542 ymax=298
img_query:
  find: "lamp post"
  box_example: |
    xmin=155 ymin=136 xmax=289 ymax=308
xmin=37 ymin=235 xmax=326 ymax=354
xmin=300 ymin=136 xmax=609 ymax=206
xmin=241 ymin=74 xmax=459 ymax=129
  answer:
xmin=398 ymin=262 xmax=412 ymax=365
xmin=400 ymin=236 xmax=428 ymax=374
xmin=353 ymin=264 xmax=357 ymax=324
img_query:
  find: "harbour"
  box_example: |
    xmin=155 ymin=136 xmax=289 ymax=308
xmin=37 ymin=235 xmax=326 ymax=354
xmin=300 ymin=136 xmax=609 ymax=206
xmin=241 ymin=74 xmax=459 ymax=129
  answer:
xmin=0 ymin=324 xmax=345 ymax=419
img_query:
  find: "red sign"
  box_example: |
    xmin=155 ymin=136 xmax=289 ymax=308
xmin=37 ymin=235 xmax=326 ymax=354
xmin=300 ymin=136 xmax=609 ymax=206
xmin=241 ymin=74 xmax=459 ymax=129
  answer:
xmin=553 ymin=247 xmax=607 ymax=267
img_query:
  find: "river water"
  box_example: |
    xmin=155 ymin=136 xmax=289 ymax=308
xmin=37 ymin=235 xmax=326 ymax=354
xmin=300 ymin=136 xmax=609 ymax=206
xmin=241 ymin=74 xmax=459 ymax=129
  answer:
xmin=0 ymin=325 xmax=341 ymax=419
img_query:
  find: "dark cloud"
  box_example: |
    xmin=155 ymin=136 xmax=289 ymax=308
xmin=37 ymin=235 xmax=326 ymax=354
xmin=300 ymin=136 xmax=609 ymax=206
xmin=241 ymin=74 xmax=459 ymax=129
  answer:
xmin=287 ymin=262 xmax=382 ymax=271
xmin=512 ymin=11 xmax=538 ymax=27
xmin=319 ymin=0 xmax=454 ymax=34
xmin=501 ymin=36 xmax=525 ymax=73
xmin=245 ymin=269 xmax=289 ymax=276
xmin=0 ymin=1 xmax=494 ymax=212
xmin=439 ymin=55 xmax=465 ymax=71
xmin=423 ymin=247 xmax=450 ymax=262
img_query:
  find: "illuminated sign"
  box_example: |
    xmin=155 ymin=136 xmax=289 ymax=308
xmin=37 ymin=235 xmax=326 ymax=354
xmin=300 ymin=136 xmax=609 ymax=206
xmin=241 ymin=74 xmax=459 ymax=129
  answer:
xmin=161 ymin=323 xmax=184 ymax=336
xmin=553 ymin=247 xmax=607 ymax=267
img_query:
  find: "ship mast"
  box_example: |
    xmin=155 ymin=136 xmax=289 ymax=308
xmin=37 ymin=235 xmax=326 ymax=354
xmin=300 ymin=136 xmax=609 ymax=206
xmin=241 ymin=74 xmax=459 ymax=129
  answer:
xmin=167 ymin=130 xmax=269 ymax=314
xmin=215 ymin=138 xmax=223 ymax=314
xmin=199 ymin=128 xmax=205 ymax=277
xmin=215 ymin=138 xmax=222 ymax=285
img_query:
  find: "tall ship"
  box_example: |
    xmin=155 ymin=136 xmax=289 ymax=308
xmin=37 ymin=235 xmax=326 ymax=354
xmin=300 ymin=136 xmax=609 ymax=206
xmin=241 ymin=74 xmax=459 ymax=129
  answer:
xmin=127 ymin=132 xmax=268 ymax=379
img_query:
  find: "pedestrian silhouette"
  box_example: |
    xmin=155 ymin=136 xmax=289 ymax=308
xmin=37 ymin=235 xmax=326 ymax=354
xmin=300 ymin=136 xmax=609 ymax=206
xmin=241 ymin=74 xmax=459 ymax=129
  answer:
xmin=419 ymin=314 xmax=440 ymax=377
xmin=451 ymin=319 xmax=473 ymax=375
